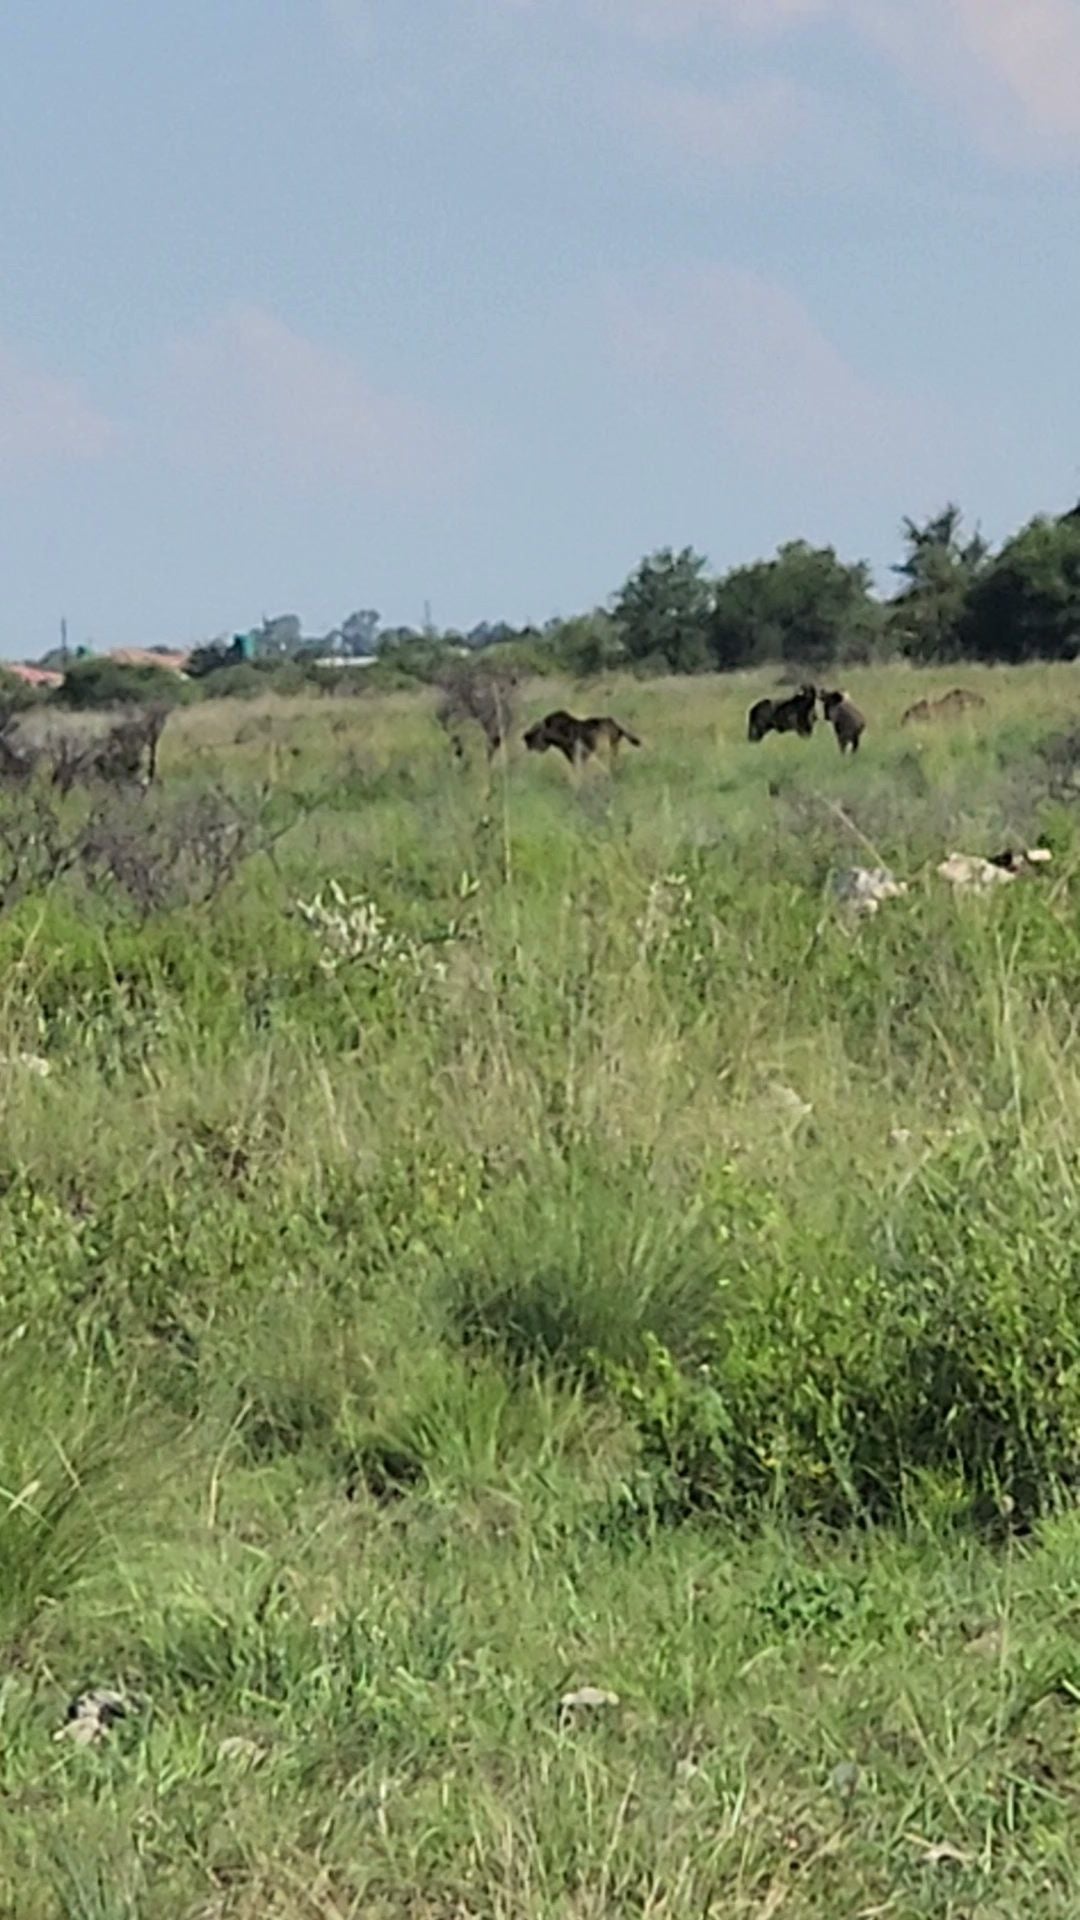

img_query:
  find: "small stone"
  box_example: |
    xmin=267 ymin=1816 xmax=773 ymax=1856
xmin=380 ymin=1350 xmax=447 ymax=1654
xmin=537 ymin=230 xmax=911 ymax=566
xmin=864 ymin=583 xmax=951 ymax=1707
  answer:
xmin=938 ymin=852 xmax=1014 ymax=892
xmin=888 ymin=1127 xmax=914 ymax=1149
xmin=915 ymin=1838 xmax=972 ymax=1868
xmin=557 ymin=1686 xmax=620 ymax=1728
xmin=769 ymin=1083 xmax=813 ymax=1122
xmin=964 ymin=1622 xmax=1005 ymax=1660
xmin=0 ymin=1053 xmax=51 ymax=1079
xmin=55 ymin=1688 xmax=128 ymax=1746
xmin=830 ymin=1760 xmax=861 ymax=1801
xmin=830 ymin=867 xmax=907 ymax=919
xmin=216 ymin=1735 xmax=267 ymax=1767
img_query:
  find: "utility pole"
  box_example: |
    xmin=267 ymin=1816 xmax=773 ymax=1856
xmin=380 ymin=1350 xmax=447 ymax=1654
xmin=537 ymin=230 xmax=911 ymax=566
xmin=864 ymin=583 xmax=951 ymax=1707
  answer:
xmin=60 ymin=616 xmax=69 ymax=665
xmin=423 ymin=600 xmax=435 ymax=639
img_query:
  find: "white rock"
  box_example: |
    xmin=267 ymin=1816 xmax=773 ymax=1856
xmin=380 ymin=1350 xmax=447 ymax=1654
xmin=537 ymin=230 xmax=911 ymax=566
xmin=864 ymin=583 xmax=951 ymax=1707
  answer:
xmin=55 ymin=1688 xmax=128 ymax=1746
xmin=217 ymin=1735 xmax=267 ymax=1766
xmin=558 ymin=1686 xmax=620 ymax=1726
xmin=0 ymin=1053 xmax=51 ymax=1079
xmin=768 ymin=1083 xmax=813 ymax=1121
xmin=830 ymin=867 xmax=907 ymax=918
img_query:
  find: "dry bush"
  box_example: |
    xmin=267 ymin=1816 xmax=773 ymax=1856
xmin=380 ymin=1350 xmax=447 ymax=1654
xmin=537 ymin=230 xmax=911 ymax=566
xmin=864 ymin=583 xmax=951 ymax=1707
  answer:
xmin=79 ymin=787 xmax=254 ymax=916
xmin=0 ymin=772 xmax=259 ymax=922
xmin=0 ymin=704 xmax=171 ymax=798
xmin=434 ymin=660 xmax=519 ymax=760
xmin=0 ymin=792 xmax=83 ymax=909
xmin=48 ymin=706 xmax=170 ymax=795
xmin=0 ymin=723 xmax=41 ymax=787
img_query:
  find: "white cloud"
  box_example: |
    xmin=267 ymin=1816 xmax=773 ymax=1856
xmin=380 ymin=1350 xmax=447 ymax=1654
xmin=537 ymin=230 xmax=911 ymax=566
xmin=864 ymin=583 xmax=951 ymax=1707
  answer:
xmin=605 ymin=263 xmax=953 ymax=488
xmin=159 ymin=304 xmax=459 ymax=491
xmin=860 ymin=0 xmax=1080 ymax=157
xmin=619 ymin=73 xmax=817 ymax=168
xmin=563 ymin=0 xmax=1080 ymax=160
xmin=964 ymin=0 xmax=1080 ymax=139
xmin=0 ymin=341 xmax=118 ymax=478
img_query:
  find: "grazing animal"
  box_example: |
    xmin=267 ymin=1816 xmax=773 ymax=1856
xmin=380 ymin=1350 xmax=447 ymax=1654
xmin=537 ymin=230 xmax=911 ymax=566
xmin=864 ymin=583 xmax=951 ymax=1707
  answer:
xmin=746 ymin=684 xmax=817 ymax=744
xmin=902 ymin=687 xmax=986 ymax=726
xmin=523 ymin=710 xmax=642 ymax=765
xmin=821 ymin=689 xmax=865 ymax=754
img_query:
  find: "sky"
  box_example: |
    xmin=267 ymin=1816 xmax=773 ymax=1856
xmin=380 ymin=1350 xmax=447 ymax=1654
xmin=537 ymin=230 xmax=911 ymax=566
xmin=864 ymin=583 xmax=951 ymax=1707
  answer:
xmin=2 ymin=0 xmax=1080 ymax=655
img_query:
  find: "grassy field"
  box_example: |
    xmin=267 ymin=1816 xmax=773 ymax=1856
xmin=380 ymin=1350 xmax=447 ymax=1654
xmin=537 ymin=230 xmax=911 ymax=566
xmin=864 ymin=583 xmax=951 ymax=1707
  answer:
xmin=6 ymin=661 xmax=1080 ymax=1917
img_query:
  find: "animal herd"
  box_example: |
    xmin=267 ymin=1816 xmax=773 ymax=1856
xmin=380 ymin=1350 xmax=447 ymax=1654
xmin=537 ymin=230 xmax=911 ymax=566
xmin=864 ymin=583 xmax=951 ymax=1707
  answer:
xmin=522 ymin=685 xmax=870 ymax=767
xmin=497 ymin=680 xmax=987 ymax=771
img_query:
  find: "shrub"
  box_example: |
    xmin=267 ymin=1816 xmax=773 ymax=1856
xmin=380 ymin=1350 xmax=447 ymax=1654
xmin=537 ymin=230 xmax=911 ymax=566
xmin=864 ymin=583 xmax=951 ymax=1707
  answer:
xmin=603 ymin=1148 xmax=1080 ymax=1532
xmin=0 ymin=669 xmax=46 ymax=716
xmin=57 ymin=659 xmax=186 ymax=710
xmin=79 ymin=787 xmax=256 ymax=916
xmin=193 ymin=660 xmax=312 ymax=699
xmin=434 ymin=659 xmax=519 ymax=759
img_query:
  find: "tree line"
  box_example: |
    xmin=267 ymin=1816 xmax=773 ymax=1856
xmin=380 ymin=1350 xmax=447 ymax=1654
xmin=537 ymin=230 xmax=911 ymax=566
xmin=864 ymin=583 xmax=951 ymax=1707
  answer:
xmin=310 ymin=500 xmax=1080 ymax=680
xmin=601 ymin=503 xmax=1080 ymax=676
xmin=21 ymin=499 xmax=1080 ymax=712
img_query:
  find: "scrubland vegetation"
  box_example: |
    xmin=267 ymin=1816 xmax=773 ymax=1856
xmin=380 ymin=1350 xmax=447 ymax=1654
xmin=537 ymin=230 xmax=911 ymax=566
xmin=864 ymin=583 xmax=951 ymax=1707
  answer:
xmin=7 ymin=663 xmax=1080 ymax=1916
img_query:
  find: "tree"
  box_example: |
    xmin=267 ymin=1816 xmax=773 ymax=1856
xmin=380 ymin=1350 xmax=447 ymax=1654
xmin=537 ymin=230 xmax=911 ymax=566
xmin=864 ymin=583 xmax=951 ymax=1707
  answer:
xmin=961 ymin=516 xmax=1080 ymax=663
xmin=258 ymin=614 xmax=302 ymax=657
xmin=710 ymin=541 xmax=880 ymax=671
xmin=341 ymin=609 xmax=381 ymax=656
xmin=889 ymin=505 xmax=988 ymax=661
xmin=58 ymin=659 xmax=186 ymax=710
xmin=613 ymin=548 xmax=714 ymax=672
xmin=465 ymin=622 xmax=516 ymax=651
xmin=376 ymin=626 xmax=423 ymax=652
xmin=186 ymin=641 xmax=233 ymax=680
xmin=550 ymin=611 xmax=626 ymax=676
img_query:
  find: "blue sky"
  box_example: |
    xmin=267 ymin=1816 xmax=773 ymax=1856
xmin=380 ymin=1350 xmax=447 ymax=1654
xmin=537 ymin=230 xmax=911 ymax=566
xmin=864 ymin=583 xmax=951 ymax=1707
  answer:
xmin=3 ymin=0 xmax=1080 ymax=654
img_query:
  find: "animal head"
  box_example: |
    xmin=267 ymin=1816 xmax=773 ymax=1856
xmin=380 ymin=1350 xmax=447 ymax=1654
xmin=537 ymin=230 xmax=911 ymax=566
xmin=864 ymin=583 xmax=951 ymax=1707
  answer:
xmin=747 ymin=699 xmax=774 ymax=742
xmin=523 ymin=720 xmax=548 ymax=753
xmin=821 ymin=690 xmax=845 ymax=718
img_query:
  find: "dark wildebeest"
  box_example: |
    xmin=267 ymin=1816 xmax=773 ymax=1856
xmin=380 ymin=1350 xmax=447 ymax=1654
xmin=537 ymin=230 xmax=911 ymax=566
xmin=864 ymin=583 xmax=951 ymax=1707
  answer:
xmin=523 ymin=710 xmax=642 ymax=765
xmin=901 ymin=687 xmax=986 ymax=726
xmin=746 ymin=684 xmax=817 ymax=743
xmin=821 ymin=689 xmax=865 ymax=754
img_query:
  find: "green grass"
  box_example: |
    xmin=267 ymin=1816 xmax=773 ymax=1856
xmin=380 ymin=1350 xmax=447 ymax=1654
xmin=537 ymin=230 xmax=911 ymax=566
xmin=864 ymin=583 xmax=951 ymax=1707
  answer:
xmin=4 ymin=662 xmax=1080 ymax=1914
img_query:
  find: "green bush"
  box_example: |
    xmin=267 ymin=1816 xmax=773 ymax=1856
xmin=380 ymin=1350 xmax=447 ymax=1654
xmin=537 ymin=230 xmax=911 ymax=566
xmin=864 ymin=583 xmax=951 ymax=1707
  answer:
xmin=0 ymin=668 xmax=46 ymax=714
xmin=602 ymin=1147 xmax=1080 ymax=1531
xmin=57 ymin=657 xmax=187 ymax=709
xmin=197 ymin=660 xmax=312 ymax=698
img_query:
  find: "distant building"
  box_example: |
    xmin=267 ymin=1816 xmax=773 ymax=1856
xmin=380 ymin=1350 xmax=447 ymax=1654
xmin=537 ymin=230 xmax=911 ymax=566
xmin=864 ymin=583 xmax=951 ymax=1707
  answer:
xmin=105 ymin=648 xmax=191 ymax=674
xmin=4 ymin=663 xmax=63 ymax=690
xmin=309 ymin=654 xmax=378 ymax=669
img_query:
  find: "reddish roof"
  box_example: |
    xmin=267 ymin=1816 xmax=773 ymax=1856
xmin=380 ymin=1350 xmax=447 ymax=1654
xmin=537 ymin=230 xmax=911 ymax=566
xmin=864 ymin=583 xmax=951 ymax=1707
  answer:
xmin=4 ymin=663 xmax=63 ymax=689
xmin=106 ymin=649 xmax=191 ymax=673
